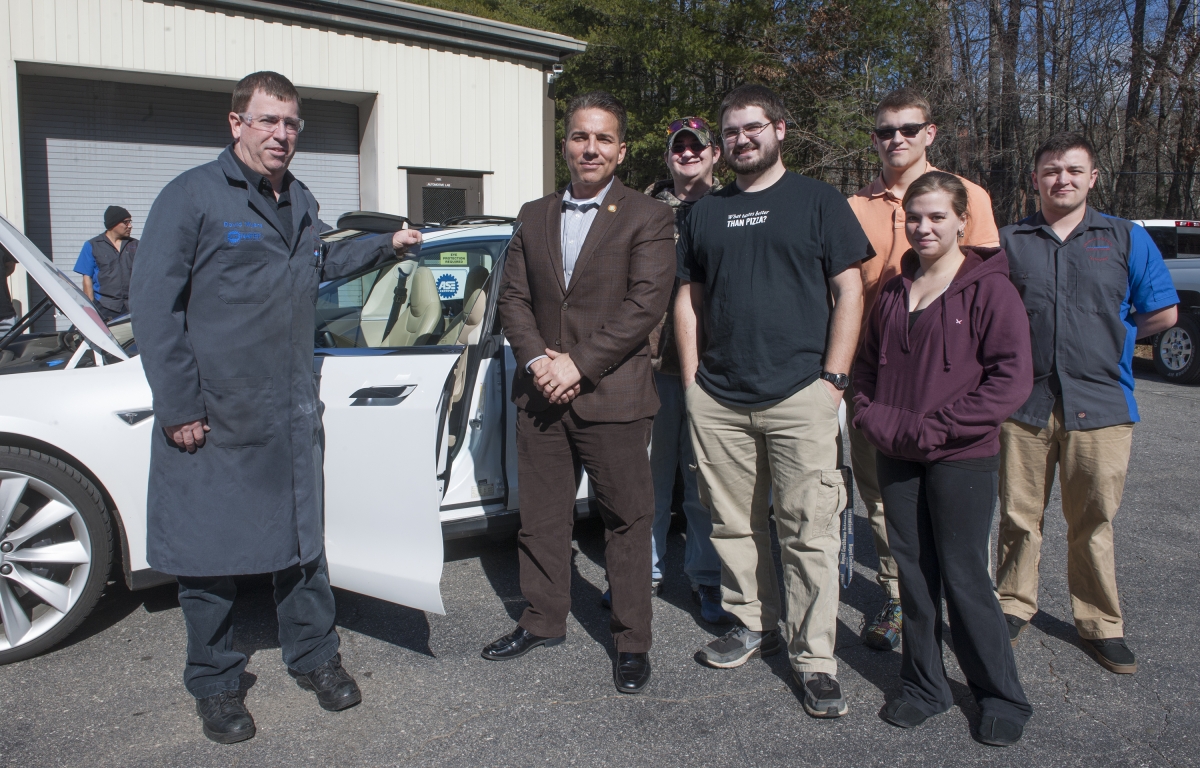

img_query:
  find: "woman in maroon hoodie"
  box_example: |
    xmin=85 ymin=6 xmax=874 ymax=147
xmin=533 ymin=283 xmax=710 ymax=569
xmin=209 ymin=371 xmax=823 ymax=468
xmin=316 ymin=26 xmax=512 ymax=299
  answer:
xmin=853 ymin=172 xmax=1034 ymax=746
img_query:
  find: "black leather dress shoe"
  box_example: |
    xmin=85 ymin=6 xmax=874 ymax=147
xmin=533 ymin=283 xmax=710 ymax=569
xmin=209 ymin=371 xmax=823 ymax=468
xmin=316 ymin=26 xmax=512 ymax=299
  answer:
xmin=481 ymin=625 xmax=565 ymax=660
xmin=613 ymin=652 xmax=651 ymax=694
xmin=196 ymin=689 xmax=256 ymax=744
xmin=288 ymin=653 xmax=363 ymax=711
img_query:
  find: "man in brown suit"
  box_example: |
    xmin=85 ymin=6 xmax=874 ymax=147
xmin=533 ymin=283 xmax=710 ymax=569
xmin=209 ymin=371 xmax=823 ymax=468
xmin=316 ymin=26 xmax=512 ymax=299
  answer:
xmin=482 ymin=91 xmax=676 ymax=694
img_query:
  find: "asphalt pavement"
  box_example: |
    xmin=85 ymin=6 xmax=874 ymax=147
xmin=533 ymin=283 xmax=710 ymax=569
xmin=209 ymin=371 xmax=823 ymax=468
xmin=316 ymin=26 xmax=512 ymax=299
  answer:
xmin=1 ymin=369 xmax=1197 ymax=767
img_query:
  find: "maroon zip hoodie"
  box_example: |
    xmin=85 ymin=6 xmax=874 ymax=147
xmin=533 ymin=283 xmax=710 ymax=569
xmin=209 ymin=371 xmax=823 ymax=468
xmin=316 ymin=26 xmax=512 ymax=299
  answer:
xmin=852 ymin=247 xmax=1033 ymax=463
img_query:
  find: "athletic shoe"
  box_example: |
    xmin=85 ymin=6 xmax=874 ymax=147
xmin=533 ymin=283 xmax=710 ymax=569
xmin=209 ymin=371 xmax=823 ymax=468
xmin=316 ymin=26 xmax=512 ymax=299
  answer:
xmin=862 ymin=598 xmax=903 ymax=651
xmin=695 ymin=625 xmax=782 ymax=668
xmin=1083 ymin=637 xmax=1137 ymax=674
xmin=1005 ymin=614 xmax=1028 ymax=647
xmin=795 ymin=670 xmax=848 ymax=718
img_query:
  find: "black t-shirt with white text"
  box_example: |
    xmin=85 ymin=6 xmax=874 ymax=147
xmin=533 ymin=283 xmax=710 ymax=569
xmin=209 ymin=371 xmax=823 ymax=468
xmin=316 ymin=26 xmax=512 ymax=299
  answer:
xmin=677 ymin=171 xmax=871 ymax=407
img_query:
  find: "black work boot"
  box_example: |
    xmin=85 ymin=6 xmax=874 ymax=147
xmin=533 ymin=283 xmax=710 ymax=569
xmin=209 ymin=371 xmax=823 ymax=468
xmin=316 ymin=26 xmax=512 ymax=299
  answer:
xmin=195 ymin=689 xmax=256 ymax=744
xmin=289 ymin=653 xmax=363 ymax=711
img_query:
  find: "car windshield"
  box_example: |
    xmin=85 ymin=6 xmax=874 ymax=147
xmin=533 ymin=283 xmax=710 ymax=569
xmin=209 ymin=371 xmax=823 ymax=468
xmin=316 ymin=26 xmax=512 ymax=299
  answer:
xmin=315 ymin=235 xmax=508 ymax=349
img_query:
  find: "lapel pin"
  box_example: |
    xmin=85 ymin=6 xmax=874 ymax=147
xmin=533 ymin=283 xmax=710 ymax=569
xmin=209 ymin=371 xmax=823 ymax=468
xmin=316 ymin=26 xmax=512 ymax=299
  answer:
xmin=607 ymin=204 xmax=617 ymax=213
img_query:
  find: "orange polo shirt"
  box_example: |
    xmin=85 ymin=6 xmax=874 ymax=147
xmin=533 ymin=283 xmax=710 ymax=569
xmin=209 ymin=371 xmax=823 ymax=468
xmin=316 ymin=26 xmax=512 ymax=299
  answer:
xmin=848 ymin=165 xmax=1000 ymax=316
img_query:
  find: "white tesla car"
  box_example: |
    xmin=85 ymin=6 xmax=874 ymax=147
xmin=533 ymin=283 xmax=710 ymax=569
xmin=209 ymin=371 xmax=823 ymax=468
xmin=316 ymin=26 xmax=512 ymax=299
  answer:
xmin=0 ymin=212 xmax=594 ymax=664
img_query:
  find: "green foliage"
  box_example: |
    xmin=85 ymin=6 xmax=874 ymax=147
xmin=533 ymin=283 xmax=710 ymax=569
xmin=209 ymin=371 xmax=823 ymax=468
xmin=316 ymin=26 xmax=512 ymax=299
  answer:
xmin=411 ymin=0 xmax=940 ymax=192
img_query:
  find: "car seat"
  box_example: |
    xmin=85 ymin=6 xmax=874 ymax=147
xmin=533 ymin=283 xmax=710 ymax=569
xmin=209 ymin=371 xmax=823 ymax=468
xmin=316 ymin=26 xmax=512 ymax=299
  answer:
xmin=381 ymin=266 xmax=443 ymax=347
xmin=438 ymin=266 xmax=489 ymax=345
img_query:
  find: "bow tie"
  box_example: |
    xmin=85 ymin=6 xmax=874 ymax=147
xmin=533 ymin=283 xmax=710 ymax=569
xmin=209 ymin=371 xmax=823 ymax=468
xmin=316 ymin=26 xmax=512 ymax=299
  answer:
xmin=563 ymin=200 xmax=600 ymax=212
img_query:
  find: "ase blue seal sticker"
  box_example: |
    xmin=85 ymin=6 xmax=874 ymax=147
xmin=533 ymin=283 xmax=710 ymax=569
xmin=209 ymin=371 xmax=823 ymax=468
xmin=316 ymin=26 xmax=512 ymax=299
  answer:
xmin=436 ymin=274 xmax=460 ymax=300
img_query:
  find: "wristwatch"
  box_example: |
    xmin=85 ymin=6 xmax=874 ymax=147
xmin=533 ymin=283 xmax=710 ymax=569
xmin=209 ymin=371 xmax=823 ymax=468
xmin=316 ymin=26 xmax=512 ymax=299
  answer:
xmin=820 ymin=371 xmax=850 ymax=391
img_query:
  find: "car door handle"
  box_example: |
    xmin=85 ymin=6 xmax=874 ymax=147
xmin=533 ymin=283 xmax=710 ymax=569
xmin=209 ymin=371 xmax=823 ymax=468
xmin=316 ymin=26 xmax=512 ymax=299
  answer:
xmin=349 ymin=385 xmax=416 ymax=405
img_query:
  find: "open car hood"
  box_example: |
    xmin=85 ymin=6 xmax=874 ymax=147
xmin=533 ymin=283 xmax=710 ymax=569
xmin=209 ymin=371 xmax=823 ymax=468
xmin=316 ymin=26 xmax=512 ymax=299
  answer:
xmin=0 ymin=214 xmax=128 ymax=360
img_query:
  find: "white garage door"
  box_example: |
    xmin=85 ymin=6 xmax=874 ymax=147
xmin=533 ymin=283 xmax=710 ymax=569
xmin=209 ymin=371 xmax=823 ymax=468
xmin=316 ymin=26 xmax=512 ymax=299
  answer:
xmin=19 ymin=75 xmax=360 ymax=329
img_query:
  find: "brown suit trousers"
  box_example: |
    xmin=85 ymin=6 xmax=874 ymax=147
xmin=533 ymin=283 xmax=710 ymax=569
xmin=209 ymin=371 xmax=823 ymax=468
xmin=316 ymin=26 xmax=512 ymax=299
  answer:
xmin=498 ymin=178 xmax=675 ymax=652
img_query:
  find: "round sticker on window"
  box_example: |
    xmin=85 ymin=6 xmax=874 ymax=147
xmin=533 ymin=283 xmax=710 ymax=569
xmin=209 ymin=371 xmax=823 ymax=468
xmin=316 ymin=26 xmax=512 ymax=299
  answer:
xmin=436 ymin=274 xmax=460 ymax=300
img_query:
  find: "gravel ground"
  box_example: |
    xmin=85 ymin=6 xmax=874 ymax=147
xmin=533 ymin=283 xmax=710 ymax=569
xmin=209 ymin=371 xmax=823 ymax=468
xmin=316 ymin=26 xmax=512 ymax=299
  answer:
xmin=0 ymin=370 xmax=1196 ymax=768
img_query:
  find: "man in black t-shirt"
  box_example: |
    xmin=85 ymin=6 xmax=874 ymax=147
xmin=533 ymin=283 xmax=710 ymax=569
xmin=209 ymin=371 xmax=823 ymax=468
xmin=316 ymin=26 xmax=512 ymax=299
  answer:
xmin=676 ymin=84 xmax=871 ymax=719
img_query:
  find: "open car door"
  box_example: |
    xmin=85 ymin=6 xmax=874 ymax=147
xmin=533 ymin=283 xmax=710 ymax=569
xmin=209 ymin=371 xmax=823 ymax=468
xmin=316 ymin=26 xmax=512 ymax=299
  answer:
xmin=318 ymin=349 xmax=459 ymax=614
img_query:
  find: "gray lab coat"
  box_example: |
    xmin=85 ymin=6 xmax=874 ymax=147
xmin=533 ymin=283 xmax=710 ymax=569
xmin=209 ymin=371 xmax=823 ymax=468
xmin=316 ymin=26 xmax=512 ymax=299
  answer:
xmin=130 ymin=146 xmax=395 ymax=577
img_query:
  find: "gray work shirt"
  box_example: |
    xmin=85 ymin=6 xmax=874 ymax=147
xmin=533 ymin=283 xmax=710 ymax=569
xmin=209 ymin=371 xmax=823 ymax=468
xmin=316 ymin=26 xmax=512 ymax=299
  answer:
xmin=1001 ymin=207 xmax=1178 ymax=431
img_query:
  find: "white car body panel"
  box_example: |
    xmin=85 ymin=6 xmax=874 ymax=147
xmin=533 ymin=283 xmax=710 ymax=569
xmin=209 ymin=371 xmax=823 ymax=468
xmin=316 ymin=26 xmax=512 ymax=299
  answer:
xmin=318 ymin=352 xmax=456 ymax=615
xmin=0 ymin=357 xmax=155 ymax=571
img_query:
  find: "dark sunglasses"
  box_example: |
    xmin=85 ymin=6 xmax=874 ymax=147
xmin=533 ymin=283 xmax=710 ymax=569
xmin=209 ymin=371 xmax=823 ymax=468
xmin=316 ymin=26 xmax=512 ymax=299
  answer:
xmin=668 ymin=116 xmax=711 ymax=135
xmin=873 ymin=122 xmax=931 ymax=140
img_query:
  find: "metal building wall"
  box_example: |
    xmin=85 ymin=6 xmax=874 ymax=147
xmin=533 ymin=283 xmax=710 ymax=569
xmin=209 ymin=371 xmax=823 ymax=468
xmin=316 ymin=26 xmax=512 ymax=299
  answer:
xmin=18 ymin=75 xmax=358 ymax=327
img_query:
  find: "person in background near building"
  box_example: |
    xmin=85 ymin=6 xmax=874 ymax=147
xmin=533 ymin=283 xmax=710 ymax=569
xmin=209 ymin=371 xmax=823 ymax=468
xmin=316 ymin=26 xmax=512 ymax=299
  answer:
xmin=74 ymin=205 xmax=138 ymax=322
xmin=853 ymin=171 xmax=1033 ymax=746
xmin=0 ymin=248 xmax=16 ymax=335
xmin=846 ymin=88 xmax=1000 ymax=652
xmin=485 ymin=92 xmax=675 ymax=695
xmin=130 ymin=71 xmax=421 ymax=745
xmin=997 ymin=133 xmax=1178 ymax=675
xmin=602 ymin=116 xmax=734 ymax=624
xmin=676 ymin=84 xmax=869 ymax=719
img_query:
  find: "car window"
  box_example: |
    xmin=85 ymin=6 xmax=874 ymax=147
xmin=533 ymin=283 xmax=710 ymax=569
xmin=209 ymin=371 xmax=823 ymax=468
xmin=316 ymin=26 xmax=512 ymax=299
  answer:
xmin=1178 ymin=231 xmax=1200 ymax=259
xmin=1145 ymin=226 xmax=1178 ymax=259
xmin=314 ymin=237 xmax=507 ymax=349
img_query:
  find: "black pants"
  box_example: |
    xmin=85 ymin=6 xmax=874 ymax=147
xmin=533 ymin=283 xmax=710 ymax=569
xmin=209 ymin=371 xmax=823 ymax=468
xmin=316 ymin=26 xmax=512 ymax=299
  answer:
xmin=877 ymin=454 xmax=1032 ymax=724
xmin=176 ymin=553 xmax=340 ymax=698
xmin=515 ymin=406 xmax=654 ymax=652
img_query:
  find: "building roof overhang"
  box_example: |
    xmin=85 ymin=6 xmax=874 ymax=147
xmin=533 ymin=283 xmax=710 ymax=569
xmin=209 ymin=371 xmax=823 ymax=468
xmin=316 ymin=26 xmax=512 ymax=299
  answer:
xmin=202 ymin=0 xmax=587 ymax=65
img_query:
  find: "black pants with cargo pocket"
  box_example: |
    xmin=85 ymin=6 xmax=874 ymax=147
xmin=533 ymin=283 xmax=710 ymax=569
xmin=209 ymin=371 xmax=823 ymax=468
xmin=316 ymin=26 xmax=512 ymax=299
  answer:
xmin=877 ymin=454 xmax=1032 ymax=725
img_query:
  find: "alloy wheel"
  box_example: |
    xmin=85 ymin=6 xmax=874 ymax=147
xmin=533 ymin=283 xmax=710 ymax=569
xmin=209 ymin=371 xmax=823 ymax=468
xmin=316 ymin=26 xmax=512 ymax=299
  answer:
xmin=0 ymin=472 xmax=93 ymax=652
xmin=1158 ymin=326 xmax=1194 ymax=372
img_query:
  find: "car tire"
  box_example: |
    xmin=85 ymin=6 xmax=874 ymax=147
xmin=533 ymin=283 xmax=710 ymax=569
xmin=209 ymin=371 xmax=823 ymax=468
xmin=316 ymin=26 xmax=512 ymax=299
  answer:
xmin=0 ymin=446 xmax=114 ymax=665
xmin=1152 ymin=313 xmax=1200 ymax=384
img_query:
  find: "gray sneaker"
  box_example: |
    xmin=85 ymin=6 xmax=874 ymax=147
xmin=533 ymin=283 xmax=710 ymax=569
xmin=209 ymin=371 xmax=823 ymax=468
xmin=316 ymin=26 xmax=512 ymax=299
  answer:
xmin=795 ymin=671 xmax=848 ymax=718
xmin=695 ymin=625 xmax=782 ymax=668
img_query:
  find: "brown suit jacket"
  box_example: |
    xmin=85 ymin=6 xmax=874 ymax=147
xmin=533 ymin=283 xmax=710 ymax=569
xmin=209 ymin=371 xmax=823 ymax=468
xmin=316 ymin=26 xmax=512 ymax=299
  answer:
xmin=498 ymin=177 xmax=676 ymax=423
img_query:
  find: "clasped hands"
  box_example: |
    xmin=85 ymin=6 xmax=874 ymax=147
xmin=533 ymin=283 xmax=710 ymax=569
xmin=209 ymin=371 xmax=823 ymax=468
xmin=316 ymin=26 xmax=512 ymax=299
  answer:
xmin=530 ymin=349 xmax=582 ymax=405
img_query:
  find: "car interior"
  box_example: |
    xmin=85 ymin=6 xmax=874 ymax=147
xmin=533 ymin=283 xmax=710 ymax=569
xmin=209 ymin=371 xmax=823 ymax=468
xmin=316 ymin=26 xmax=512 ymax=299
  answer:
xmin=314 ymin=237 xmax=504 ymax=351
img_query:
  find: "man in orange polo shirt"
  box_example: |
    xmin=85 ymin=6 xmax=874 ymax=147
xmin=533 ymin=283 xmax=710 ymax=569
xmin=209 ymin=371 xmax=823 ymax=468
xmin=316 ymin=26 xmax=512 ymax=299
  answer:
xmin=847 ymin=88 xmax=999 ymax=651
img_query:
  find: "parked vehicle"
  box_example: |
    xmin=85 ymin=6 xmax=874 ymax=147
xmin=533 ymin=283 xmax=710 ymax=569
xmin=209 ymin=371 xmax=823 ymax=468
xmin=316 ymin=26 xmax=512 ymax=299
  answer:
xmin=0 ymin=213 xmax=593 ymax=664
xmin=1132 ymin=219 xmax=1200 ymax=383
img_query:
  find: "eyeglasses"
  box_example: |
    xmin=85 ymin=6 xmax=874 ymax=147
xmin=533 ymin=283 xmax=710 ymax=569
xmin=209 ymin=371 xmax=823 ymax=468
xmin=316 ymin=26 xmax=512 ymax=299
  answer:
xmin=238 ymin=113 xmax=305 ymax=135
xmin=873 ymin=122 xmax=931 ymax=140
xmin=721 ymin=122 xmax=774 ymax=143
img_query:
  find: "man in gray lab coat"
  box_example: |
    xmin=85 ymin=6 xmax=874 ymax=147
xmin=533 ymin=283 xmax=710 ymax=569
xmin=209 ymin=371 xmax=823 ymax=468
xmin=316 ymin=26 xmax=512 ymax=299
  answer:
xmin=130 ymin=71 xmax=422 ymax=745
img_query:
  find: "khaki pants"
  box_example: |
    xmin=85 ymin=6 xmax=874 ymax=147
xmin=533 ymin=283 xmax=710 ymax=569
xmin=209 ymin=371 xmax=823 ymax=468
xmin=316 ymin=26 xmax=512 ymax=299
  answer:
xmin=686 ymin=380 xmax=848 ymax=675
xmin=996 ymin=402 xmax=1133 ymax=639
xmin=844 ymin=383 xmax=900 ymax=600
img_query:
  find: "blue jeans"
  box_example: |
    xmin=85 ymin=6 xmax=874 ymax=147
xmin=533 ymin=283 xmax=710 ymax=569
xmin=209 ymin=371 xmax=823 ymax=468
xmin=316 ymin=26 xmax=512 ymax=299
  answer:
xmin=177 ymin=553 xmax=341 ymax=698
xmin=651 ymin=372 xmax=721 ymax=588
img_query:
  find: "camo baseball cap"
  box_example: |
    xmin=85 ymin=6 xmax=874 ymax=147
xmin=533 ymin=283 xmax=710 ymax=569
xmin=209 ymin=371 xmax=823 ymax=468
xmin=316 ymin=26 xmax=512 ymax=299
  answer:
xmin=666 ymin=116 xmax=715 ymax=151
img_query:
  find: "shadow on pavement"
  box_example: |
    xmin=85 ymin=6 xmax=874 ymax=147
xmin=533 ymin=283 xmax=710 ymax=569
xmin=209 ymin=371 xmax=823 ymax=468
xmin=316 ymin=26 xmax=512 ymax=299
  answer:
xmin=49 ymin=579 xmax=178 ymax=656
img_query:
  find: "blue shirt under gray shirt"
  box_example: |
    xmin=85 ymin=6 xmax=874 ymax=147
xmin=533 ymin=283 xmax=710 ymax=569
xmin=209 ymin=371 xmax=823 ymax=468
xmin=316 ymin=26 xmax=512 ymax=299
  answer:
xmin=1001 ymin=207 xmax=1179 ymax=432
